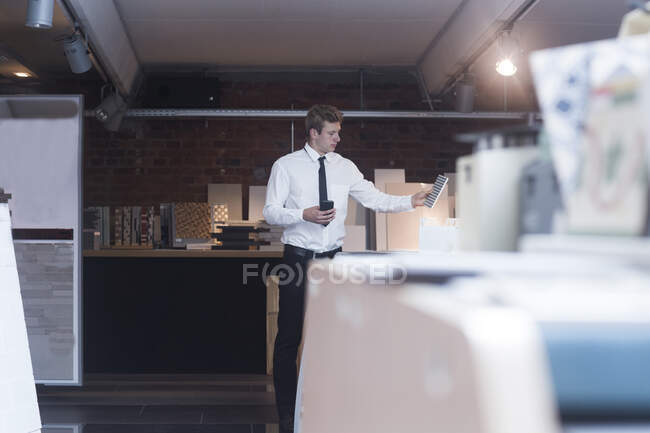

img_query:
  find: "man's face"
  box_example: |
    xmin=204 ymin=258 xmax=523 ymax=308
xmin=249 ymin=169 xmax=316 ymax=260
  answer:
xmin=310 ymin=121 xmax=341 ymax=155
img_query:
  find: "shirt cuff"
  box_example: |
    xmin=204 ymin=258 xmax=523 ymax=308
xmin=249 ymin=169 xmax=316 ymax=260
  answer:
xmin=293 ymin=208 xmax=306 ymax=222
xmin=403 ymin=195 xmax=415 ymax=211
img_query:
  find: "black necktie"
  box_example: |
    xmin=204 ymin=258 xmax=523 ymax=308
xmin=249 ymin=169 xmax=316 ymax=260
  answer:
xmin=318 ymin=156 xmax=328 ymax=203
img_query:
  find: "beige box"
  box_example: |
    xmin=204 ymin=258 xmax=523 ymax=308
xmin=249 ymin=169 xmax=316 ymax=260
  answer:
xmin=374 ymin=169 xmax=405 ymax=251
xmin=385 ymin=182 xmax=449 ymax=251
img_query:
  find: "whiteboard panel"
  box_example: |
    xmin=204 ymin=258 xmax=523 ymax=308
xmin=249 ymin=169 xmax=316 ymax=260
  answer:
xmin=0 ymin=95 xmax=83 ymax=386
xmin=0 ymin=98 xmax=80 ymax=229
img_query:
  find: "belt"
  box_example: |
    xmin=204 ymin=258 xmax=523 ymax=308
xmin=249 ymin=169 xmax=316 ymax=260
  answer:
xmin=285 ymin=244 xmax=342 ymax=259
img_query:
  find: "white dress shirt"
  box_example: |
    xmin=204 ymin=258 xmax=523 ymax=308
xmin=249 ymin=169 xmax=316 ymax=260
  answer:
xmin=263 ymin=143 xmax=414 ymax=252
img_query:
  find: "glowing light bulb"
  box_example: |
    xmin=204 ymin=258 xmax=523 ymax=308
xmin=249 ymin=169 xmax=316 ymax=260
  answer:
xmin=14 ymin=72 xmax=31 ymax=78
xmin=496 ymin=59 xmax=517 ymax=77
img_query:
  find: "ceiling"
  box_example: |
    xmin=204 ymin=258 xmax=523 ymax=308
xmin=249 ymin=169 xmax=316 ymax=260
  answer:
xmin=115 ymin=0 xmax=460 ymax=66
xmin=0 ymin=1 xmax=73 ymax=76
xmin=0 ymin=0 xmax=630 ymax=110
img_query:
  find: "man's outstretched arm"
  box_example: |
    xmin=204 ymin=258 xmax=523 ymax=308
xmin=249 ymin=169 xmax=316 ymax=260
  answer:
xmin=348 ymin=163 xmax=430 ymax=212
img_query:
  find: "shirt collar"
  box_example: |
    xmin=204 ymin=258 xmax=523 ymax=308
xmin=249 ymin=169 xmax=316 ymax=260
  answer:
xmin=304 ymin=143 xmax=336 ymax=163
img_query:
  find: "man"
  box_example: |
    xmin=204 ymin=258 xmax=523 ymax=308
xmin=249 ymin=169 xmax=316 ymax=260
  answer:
xmin=263 ymin=104 xmax=430 ymax=432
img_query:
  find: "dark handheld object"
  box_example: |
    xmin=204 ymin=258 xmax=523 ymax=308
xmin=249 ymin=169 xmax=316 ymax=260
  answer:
xmin=320 ymin=200 xmax=334 ymax=226
xmin=319 ymin=200 xmax=334 ymax=211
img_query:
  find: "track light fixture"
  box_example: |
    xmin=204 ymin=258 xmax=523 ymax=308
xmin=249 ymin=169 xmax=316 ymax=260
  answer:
xmin=61 ymin=33 xmax=92 ymax=74
xmin=94 ymin=90 xmax=127 ymax=132
xmin=25 ymin=0 xmax=54 ymax=29
xmin=496 ymin=30 xmax=520 ymax=77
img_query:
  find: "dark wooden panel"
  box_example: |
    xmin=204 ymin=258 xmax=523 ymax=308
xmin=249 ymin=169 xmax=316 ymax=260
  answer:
xmin=83 ymin=257 xmax=281 ymax=374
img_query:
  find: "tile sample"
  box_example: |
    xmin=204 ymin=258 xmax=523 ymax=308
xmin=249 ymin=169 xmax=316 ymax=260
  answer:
xmin=174 ymin=202 xmax=211 ymax=239
xmin=385 ymin=182 xmax=449 ymax=251
xmin=208 ymin=184 xmax=243 ymax=221
xmin=14 ymin=242 xmax=75 ymax=381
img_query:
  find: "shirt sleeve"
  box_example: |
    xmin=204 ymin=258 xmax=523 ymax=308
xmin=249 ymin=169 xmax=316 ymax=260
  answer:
xmin=262 ymin=160 xmax=305 ymax=226
xmin=347 ymin=161 xmax=414 ymax=213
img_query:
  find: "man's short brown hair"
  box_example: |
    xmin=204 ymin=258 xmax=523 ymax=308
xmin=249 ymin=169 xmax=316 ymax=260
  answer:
xmin=305 ymin=105 xmax=343 ymax=138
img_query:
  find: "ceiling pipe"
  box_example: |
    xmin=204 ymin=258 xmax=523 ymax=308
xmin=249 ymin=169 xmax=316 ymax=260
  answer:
xmin=84 ymin=108 xmax=540 ymax=121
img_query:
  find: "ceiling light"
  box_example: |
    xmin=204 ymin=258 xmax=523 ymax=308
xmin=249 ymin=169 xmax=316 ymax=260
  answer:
xmin=62 ymin=34 xmax=92 ymax=74
xmin=496 ymin=59 xmax=517 ymax=77
xmin=14 ymin=72 xmax=31 ymax=78
xmin=25 ymin=0 xmax=54 ymax=29
xmin=495 ymin=30 xmax=520 ymax=77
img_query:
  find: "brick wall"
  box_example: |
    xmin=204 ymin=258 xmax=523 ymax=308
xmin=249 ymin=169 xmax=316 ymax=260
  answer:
xmin=84 ymin=77 xmax=522 ymax=214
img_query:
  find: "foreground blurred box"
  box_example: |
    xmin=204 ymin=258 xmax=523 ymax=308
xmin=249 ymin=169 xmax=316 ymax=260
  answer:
xmin=299 ymin=252 xmax=650 ymax=433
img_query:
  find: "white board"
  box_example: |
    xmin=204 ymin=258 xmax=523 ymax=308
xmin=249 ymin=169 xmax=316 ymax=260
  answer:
xmin=0 ymin=95 xmax=83 ymax=386
xmin=0 ymin=99 xmax=80 ymax=228
xmin=248 ymin=185 xmax=266 ymax=222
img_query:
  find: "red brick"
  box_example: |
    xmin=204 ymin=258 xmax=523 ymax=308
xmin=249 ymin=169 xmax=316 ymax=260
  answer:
xmin=83 ymin=81 xmax=523 ymax=206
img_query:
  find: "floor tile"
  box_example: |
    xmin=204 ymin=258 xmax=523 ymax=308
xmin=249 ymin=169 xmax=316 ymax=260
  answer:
xmin=139 ymin=406 xmax=203 ymax=424
xmin=202 ymin=406 xmax=277 ymax=424
xmin=40 ymin=406 xmax=144 ymax=424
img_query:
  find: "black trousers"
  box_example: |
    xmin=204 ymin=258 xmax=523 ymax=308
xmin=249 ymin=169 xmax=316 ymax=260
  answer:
xmin=273 ymin=246 xmax=340 ymax=426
